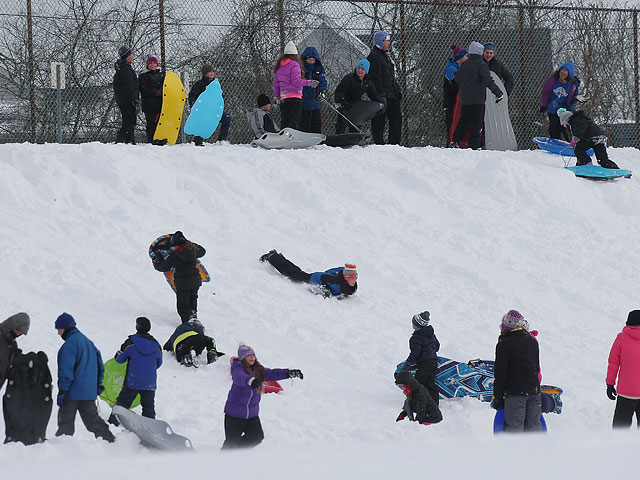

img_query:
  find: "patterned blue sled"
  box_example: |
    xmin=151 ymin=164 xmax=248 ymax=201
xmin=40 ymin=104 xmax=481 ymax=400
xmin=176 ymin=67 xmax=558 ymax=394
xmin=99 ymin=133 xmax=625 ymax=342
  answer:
xmin=532 ymin=136 xmax=593 ymax=157
xmin=565 ymin=164 xmax=632 ymax=180
xmin=493 ymin=408 xmax=547 ymax=433
xmin=185 ymin=78 xmax=224 ymax=138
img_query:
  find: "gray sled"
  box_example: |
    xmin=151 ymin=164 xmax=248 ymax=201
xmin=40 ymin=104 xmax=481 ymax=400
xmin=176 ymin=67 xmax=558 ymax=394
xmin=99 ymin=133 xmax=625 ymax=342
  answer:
xmin=251 ymin=128 xmax=325 ymax=149
xmin=112 ymin=405 xmax=193 ymax=451
xmin=484 ymin=72 xmax=518 ymax=151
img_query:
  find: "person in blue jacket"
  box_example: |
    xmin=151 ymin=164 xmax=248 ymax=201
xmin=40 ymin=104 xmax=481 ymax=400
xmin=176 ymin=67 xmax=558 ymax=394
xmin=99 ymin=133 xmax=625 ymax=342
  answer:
xmin=108 ymin=317 xmax=162 ymax=426
xmin=54 ymin=312 xmax=114 ymax=442
xmin=402 ymin=311 xmax=440 ymax=405
xmin=163 ymin=317 xmax=220 ymax=367
xmin=259 ymin=250 xmax=357 ymax=298
xmin=300 ymin=47 xmax=328 ymax=133
xmin=443 ymin=44 xmax=467 ymax=141
xmin=539 ymin=61 xmax=580 ymax=141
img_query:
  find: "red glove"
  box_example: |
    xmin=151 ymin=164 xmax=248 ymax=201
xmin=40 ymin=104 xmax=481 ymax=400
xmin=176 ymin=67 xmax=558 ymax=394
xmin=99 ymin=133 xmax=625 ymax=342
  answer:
xmin=569 ymin=137 xmax=579 ymax=147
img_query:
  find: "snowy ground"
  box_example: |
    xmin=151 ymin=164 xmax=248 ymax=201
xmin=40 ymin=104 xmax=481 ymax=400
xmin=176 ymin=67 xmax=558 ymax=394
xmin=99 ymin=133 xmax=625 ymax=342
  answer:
xmin=0 ymin=141 xmax=638 ymax=476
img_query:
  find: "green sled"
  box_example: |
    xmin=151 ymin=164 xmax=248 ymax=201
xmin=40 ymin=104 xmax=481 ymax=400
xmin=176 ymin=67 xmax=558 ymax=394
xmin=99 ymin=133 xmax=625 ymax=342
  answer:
xmin=99 ymin=358 xmax=140 ymax=408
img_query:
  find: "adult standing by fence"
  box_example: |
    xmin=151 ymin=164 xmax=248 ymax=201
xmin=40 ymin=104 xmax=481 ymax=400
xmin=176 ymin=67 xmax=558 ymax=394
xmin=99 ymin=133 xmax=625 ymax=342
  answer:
xmin=483 ymin=44 xmax=514 ymax=96
xmin=113 ymin=46 xmax=139 ymax=145
xmin=367 ymin=31 xmax=403 ymax=145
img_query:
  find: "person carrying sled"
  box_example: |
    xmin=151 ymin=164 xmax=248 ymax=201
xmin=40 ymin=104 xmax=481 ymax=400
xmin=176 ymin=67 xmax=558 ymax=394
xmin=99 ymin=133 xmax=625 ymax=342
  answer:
xmin=333 ymin=59 xmax=384 ymax=135
xmin=247 ymin=94 xmax=279 ymax=139
xmin=259 ymin=249 xmax=357 ymax=298
xmin=138 ymin=54 xmax=165 ymax=144
xmin=300 ymin=47 xmax=327 ymax=133
xmin=222 ymin=344 xmax=303 ymax=449
xmin=188 ymin=65 xmax=232 ymax=145
xmin=108 ymin=317 xmax=162 ymax=426
xmin=491 ymin=310 xmax=542 ymax=433
xmin=482 ymin=43 xmax=514 ymax=96
xmin=163 ymin=317 xmax=220 ymax=367
xmin=449 ymin=41 xmax=503 ymax=150
xmin=0 ymin=312 xmax=30 ymax=390
xmin=557 ymin=108 xmax=619 ymax=169
xmin=153 ymin=231 xmax=206 ymax=324
xmin=402 ymin=311 xmax=440 ymax=405
xmin=273 ymin=41 xmax=319 ymax=130
xmin=606 ymin=310 xmax=640 ymax=428
xmin=54 ymin=313 xmax=115 ymax=442
xmin=113 ymin=46 xmax=139 ymax=144
xmin=443 ymin=44 xmax=468 ymax=141
xmin=539 ymin=61 xmax=580 ymax=141
xmin=394 ymin=370 xmax=443 ymax=426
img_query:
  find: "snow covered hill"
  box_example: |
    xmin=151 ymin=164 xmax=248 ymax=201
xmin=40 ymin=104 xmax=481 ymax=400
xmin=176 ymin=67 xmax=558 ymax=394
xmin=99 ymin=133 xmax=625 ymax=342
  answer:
xmin=0 ymin=142 xmax=639 ymax=477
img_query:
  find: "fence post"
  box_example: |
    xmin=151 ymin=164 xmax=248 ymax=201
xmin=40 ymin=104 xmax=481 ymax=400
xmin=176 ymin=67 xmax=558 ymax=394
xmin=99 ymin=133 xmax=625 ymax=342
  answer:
xmin=26 ymin=0 xmax=36 ymax=142
xmin=56 ymin=64 xmax=62 ymax=143
xmin=160 ymin=0 xmax=166 ymax=72
xmin=518 ymin=6 xmax=526 ymax=148
xmin=634 ymin=10 xmax=639 ymax=148
xmin=400 ymin=2 xmax=407 ymax=146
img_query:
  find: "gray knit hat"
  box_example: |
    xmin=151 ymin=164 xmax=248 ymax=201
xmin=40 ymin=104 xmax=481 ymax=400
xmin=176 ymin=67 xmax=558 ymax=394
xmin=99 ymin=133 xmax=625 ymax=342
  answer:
xmin=412 ymin=311 xmax=430 ymax=328
xmin=557 ymin=108 xmax=574 ymax=126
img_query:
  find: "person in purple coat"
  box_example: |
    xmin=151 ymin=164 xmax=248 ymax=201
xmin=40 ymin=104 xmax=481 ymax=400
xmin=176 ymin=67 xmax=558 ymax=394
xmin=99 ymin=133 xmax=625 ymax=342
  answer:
xmin=222 ymin=344 xmax=303 ymax=449
xmin=273 ymin=41 xmax=319 ymax=130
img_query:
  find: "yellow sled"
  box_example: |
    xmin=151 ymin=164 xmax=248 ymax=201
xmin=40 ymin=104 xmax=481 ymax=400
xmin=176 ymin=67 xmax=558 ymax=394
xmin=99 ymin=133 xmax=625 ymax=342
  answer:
xmin=154 ymin=72 xmax=186 ymax=145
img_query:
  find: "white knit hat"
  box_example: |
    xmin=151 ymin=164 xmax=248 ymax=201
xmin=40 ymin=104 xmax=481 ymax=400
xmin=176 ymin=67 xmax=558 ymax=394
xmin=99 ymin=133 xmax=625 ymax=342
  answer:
xmin=468 ymin=41 xmax=484 ymax=56
xmin=283 ymin=41 xmax=298 ymax=55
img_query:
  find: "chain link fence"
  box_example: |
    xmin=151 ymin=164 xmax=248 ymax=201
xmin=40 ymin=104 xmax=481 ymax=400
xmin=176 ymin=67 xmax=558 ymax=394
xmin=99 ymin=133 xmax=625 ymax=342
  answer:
xmin=1 ymin=0 xmax=638 ymax=147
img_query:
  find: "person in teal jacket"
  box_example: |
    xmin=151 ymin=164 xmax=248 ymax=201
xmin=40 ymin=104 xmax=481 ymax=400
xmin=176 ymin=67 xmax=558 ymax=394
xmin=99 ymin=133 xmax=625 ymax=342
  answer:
xmin=55 ymin=312 xmax=114 ymax=442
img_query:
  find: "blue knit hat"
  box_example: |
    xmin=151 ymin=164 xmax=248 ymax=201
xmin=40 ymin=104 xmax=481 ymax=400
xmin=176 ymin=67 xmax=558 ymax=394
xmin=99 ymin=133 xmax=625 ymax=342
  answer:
xmin=373 ymin=31 xmax=390 ymax=48
xmin=55 ymin=312 xmax=76 ymax=330
xmin=451 ymin=44 xmax=467 ymax=62
xmin=484 ymin=43 xmax=496 ymax=52
xmin=356 ymin=59 xmax=370 ymax=74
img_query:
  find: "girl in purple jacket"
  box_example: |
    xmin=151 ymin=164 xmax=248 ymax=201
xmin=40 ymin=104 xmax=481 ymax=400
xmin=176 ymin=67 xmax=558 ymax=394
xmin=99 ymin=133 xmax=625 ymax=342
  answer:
xmin=222 ymin=344 xmax=303 ymax=449
xmin=273 ymin=41 xmax=318 ymax=130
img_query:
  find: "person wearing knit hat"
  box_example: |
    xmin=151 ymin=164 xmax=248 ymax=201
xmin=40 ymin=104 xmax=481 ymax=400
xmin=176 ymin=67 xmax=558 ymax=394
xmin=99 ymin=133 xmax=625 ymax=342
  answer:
xmin=539 ymin=61 xmax=580 ymax=141
xmin=443 ymin=44 xmax=469 ymax=141
xmin=492 ymin=309 xmax=542 ymax=433
xmin=403 ymin=310 xmax=440 ymax=405
xmin=556 ymin=108 xmax=620 ymax=169
xmin=448 ymin=41 xmax=503 ymax=149
xmin=222 ymin=344 xmax=302 ymax=449
xmin=188 ymin=64 xmax=232 ymax=145
xmin=247 ymin=93 xmax=279 ymax=138
xmin=139 ymin=54 xmax=165 ymax=144
xmin=367 ymin=30 xmax=403 ymax=145
xmin=108 ymin=317 xmax=163 ymax=426
xmin=259 ymin=250 xmax=358 ymax=298
xmin=482 ymin=43 xmax=514 ymax=96
xmin=273 ymin=42 xmax=317 ymax=130
xmin=605 ymin=310 xmax=640 ymax=428
xmin=0 ymin=312 xmax=31 ymax=390
xmin=113 ymin=45 xmax=139 ymax=144
xmin=54 ymin=313 xmax=115 ymax=442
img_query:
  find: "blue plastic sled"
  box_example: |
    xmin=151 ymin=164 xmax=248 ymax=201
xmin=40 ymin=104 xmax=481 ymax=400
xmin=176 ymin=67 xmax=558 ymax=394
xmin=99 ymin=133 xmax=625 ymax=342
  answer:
xmin=493 ymin=407 xmax=547 ymax=433
xmin=532 ymin=137 xmax=593 ymax=157
xmin=565 ymin=164 xmax=632 ymax=180
xmin=185 ymin=78 xmax=224 ymax=139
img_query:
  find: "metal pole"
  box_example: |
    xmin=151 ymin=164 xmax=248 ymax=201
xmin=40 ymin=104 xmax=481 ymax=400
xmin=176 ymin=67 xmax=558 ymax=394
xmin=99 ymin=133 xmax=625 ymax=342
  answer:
xmin=400 ymin=2 xmax=407 ymax=146
xmin=518 ymin=7 xmax=526 ymax=148
xmin=634 ymin=11 xmax=639 ymax=148
xmin=159 ymin=0 xmax=166 ymax=72
xmin=56 ymin=64 xmax=62 ymax=143
xmin=278 ymin=0 xmax=285 ymax=52
xmin=26 ymin=0 xmax=36 ymax=141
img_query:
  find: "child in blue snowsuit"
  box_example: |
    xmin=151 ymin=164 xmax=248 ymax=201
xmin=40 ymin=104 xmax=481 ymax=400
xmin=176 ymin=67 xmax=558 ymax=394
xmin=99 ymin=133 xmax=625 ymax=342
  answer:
xmin=108 ymin=317 xmax=162 ymax=425
xmin=403 ymin=311 xmax=440 ymax=405
xmin=300 ymin=47 xmax=328 ymax=133
xmin=259 ymin=250 xmax=357 ymax=298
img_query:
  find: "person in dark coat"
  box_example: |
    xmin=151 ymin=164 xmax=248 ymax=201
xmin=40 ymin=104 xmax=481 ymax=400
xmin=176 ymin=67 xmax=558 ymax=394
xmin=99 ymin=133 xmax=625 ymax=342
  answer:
xmin=483 ymin=44 xmax=514 ymax=96
xmin=154 ymin=231 xmax=206 ymax=323
xmin=557 ymin=108 xmax=619 ymax=169
xmin=113 ymin=46 xmax=139 ymax=144
xmin=54 ymin=313 xmax=114 ymax=442
xmin=334 ymin=59 xmax=384 ymax=134
xmin=367 ymin=30 xmax=402 ymax=145
xmin=539 ymin=61 xmax=580 ymax=141
xmin=163 ymin=318 xmax=220 ymax=367
xmin=403 ymin=311 xmax=440 ymax=405
xmin=0 ymin=312 xmax=30 ymax=390
xmin=300 ymin=47 xmax=328 ymax=133
xmin=138 ymin=54 xmax=165 ymax=144
xmin=247 ymin=94 xmax=279 ymax=138
xmin=222 ymin=344 xmax=302 ymax=449
xmin=491 ymin=310 xmax=542 ymax=433
xmin=449 ymin=42 xmax=503 ymax=150
xmin=188 ymin=65 xmax=232 ymax=145
xmin=108 ymin=317 xmax=162 ymax=426
xmin=443 ymin=45 xmax=468 ymax=141
xmin=259 ymin=250 xmax=357 ymax=298
xmin=394 ymin=370 xmax=443 ymax=425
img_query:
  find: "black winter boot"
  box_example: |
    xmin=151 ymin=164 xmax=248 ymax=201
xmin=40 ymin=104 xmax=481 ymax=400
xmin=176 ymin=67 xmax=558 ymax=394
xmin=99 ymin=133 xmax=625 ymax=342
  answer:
xmin=259 ymin=249 xmax=277 ymax=263
xmin=599 ymin=159 xmax=620 ymax=169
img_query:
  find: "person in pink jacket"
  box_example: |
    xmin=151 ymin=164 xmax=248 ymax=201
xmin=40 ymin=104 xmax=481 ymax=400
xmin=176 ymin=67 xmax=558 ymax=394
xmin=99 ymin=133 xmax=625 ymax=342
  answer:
xmin=606 ymin=310 xmax=640 ymax=428
xmin=273 ymin=41 xmax=319 ymax=130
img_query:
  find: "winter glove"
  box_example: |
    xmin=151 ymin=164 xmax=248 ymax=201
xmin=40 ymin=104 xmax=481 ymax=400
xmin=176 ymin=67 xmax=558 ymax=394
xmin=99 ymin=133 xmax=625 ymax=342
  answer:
xmin=491 ymin=397 xmax=504 ymax=410
xmin=57 ymin=391 xmax=67 ymax=407
xmin=288 ymin=369 xmax=304 ymax=379
xmin=309 ymin=79 xmax=320 ymax=89
xmin=495 ymin=94 xmax=504 ymax=104
xmin=396 ymin=411 xmax=407 ymax=422
xmin=569 ymin=137 xmax=579 ymax=147
xmin=97 ymin=384 xmax=105 ymax=395
xmin=250 ymin=378 xmax=263 ymax=392
xmin=539 ymin=105 xmax=546 ymax=113
xmin=114 ymin=350 xmax=123 ymax=359
xmin=607 ymin=384 xmax=617 ymax=400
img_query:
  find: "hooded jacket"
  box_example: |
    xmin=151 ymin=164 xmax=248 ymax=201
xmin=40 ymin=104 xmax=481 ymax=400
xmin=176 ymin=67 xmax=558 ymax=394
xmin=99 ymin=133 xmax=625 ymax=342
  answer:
xmin=406 ymin=325 xmax=440 ymax=364
xmin=300 ymin=47 xmax=328 ymax=110
xmin=493 ymin=328 xmax=541 ymax=399
xmin=57 ymin=328 xmax=105 ymax=400
xmin=443 ymin=58 xmax=461 ymax=110
xmin=0 ymin=312 xmax=30 ymax=389
xmin=394 ymin=370 xmax=443 ymax=424
xmin=539 ymin=61 xmax=580 ymax=113
xmin=454 ymin=53 xmax=502 ymax=105
xmin=485 ymin=57 xmax=514 ymax=96
xmin=606 ymin=326 xmax=640 ymax=397
xmin=116 ymin=334 xmax=163 ymax=390
xmin=246 ymin=107 xmax=279 ymax=138
xmin=138 ymin=68 xmax=164 ymax=113
xmin=565 ymin=110 xmax=605 ymax=140
xmin=334 ymin=71 xmax=383 ymax=108
xmin=273 ymin=59 xmax=312 ymax=101
xmin=113 ymin=59 xmax=139 ymax=106
xmin=367 ymin=45 xmax=401 ymax=100
xmin=155 ymin=243 xmax=206 ymax=290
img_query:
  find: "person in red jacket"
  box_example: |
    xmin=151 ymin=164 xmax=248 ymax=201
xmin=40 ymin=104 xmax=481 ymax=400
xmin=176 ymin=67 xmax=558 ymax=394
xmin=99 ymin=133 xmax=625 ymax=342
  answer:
xmin=606 ymin=310 xmax=640 ymax=428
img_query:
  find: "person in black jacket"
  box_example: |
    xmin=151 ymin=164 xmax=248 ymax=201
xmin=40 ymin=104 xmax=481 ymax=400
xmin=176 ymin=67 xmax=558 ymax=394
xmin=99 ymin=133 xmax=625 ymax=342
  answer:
xmin=113 ymin=46 xmax=139 ymax=144
xmin=403 ymin=311 xmax=440 ymax=405
xmin=0 ymin=312 xmax=30 ymax=390
xmin=483 ymin=44 xmax=514 ymax=96
xmin=188 ymin=65 xmax=232 ymax=145
xmin=558 ymin=108 xmax=620 ymax=169
xmin=450 ymin=42 xmax=503 ymax=150
xmin=492 ymin=310 xmax=542 ymax=433
xmin=154 ymin=231 xmax=206 ymax=323
xmin=367 ymin=31 xmax=402 ymax=145
xmin=394 ymin=370 xmax=443 ymax=425
xmin=333 ymin=59 xmax=383 ymax=134
xmin=163 ymin=318 xmax=220 ymax=367
xmin=138 ymin=54 xmax=165 ymax=144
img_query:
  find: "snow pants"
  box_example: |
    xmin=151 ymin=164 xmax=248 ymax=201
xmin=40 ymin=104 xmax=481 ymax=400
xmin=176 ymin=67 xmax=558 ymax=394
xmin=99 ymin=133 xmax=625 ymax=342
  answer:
xmin=452 ymin=103 xmax=484 ymax=149
xmin=300 ymin=109 xmax=322 ymax=133
xmin=143 ymin=108 xmax=161 ymax=143
xmin=503 ymin=394 xmax=542 ymax=432
xmin=548 ymin=113 xmax=571 ymax=141
xmin=612 ymin=396 xmax=640 ymax=428
xmin=371 ymin=97 xmax=401 ymax=145
xmin=280 ymin=98 xmax=303 ymax=130
xmin=574 ymin=136 xmax=609 ymax=166
xmin=56 ymin=400 xmax=115 ymax=442
xmin=175 ymin=334 xmax=215 ymax=362
xmin=116 ymin=385 xmax=156 ymax=419
xmin=176 ymin=287 xmax=199 ymax=324
xmin=221 ymin=414 xmax=264 ymax=449
xmin=116 ymin=102 xmax=136 ymax=144
xmin=266 ymin=252 xmax=312 ymax=284
xmin=415 ymin=359 xmax=439 ymax=406
xmin=335 ymin=112 xmax=359 ymax=135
